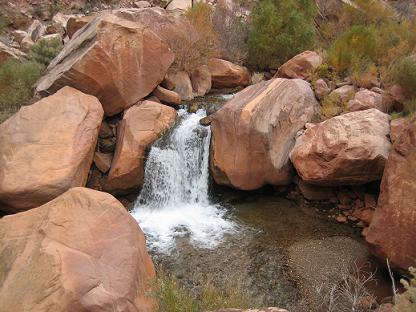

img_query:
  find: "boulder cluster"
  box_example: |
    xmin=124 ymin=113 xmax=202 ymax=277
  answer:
xmin=209 ymin=50 xmax=415 ymax=274
xmin=0 ymin=5 xmax=250 ymax=311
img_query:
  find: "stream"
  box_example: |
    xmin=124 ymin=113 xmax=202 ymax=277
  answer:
xmin=131 ymin=100 xmax=392 ymax=312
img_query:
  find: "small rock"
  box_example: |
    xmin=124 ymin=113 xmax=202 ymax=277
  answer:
xmin=199 ymin=116 xmax=212 ymax=126
xmin=134 ymin=1 xmax=152 ymax=8
xmin=275 ymin=50 xmax=323 ymax=80
xmin=0 ymin=42 xmax=26 ymax=65
xmin=352 ymin=209 xmax=374 ymax=226
xmin=99 ymin=122 xmax=113 ymax=139
xmin=99 ymin=137 xmax=117 ymax=153
xmin=336 ymin=215 xmax=348 ymax=223
xmin=94 ymin=152 xmax=112 ymax=173
xmin=314 ymin=78 xmax=331 ymax=100
xmin=390 ymin=117 xmax=409 ymax=144
xmin=191 ymin=65 xmax=212 ymax=97
xmin=153 ymin=85 xmax=181 ymax=105
xmin=364 ymin=194 xmax=377 ymax=209
xmin=27 ymin=20 xmax=46 ymax=42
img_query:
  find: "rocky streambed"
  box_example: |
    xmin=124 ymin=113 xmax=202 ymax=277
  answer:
xmin=142 ymin=187 xmax=393 ymax=312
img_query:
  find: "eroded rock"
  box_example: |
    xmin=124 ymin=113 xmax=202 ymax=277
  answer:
xmin=0 ymin=87 xmax=103 ymax=213
xmin=366 ymin=115 xmax=416 ymax=273
xmin=36 ymin=14 xmax=174 ymax=116
xmin=210 ymin=78 xmax=319 ymax=190
xmin=290 ymin=109 xmax=391 ymax=186
xmin=0 ymin=187 xmax=155 ymax=311
xmin=276 ymin=51 xmax=323 ymax=80
xmin=106 ymin=101 xmax=177 ymax=193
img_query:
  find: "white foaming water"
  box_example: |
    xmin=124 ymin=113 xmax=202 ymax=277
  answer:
xmin=132 ymin=109 xmax=234 ymax=252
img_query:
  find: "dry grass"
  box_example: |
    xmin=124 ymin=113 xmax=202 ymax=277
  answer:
xmin=149 ymin=268 xmax=253 ymax=312
xmin=316 ymin=263 xmax=378 ymax=312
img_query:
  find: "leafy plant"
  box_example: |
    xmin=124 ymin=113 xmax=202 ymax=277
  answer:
xmin=29 ymin=38 xmax=63 ymax=68
xmin=0 ymin=60 xmax=42 ymax=123
xmin=247 ymin=0 xmax=316 ymax=70
xmin=392 ymin=56 xmax=416 ymax=98
xmin=328 ymin=25 xmax=377 ymax=75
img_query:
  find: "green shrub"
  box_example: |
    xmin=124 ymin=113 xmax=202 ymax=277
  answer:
xmin=247 ymin=0 xmax=316 ymax=70
xmin=29 ymin=38 xmax=63 ymax=68
xmin=149 ymin=269 xmax=253 ymax=312
xmin=0 ymin=60 xmax=42 ymax=123
xmin=328 ymin=25 xmax=377 ymax=74
xmin=392 ymin=56 xmax=416 ymax=98
xmin=393 ymin=267 xmax=416 ymax=312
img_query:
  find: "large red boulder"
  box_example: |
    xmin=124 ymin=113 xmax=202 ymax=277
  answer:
xmin=210 ymin=78 xmax=319 ymax=190
xmin=366 ymin=115 xmax=416 ymax=273
xmin=0 ymin=87 xmax=103 ymax=213
xmin=36 ymin=14 xmax=174 ymax=116
xmin=105 ymin=101 xmax=177 ymax=193
xmin=0 ymin=187 xmax=155 ymax=311
xmin=290 ymin=109 xmax=391 ymax=186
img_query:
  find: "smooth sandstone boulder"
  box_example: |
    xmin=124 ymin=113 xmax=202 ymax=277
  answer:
xmin=0 ymin=87 xmax=103 ymax=213
xmin=106 ymin=101 xmax=177 ymax=193
xmin=210 ymin=78 xmax=319 ymax=190
xmin=208 ymin=58 xmax=250 ymax=89
xmin=366 ymin=115 xmax=416 ymax=273
xmin=276 ymin=51 xmax=323 ymax=80
xmin=0 ymin=187 xmax=155 ymax=312
xmin=191 ymin=64 xmax=212 ymax=97
xmin=36 ymin=14 xmax=174 ymax=116
xmin=290 ymin=109 xmax=391 ymax=186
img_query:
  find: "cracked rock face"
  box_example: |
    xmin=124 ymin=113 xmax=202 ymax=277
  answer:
xmin=0 ymin=187 xmax=155 ymax=312
xmin=0 ymin=87 xmax=103 ymax=213
xmin=36 ymin=13 xmax=174 ymax=116
xmin=210 ymin=78 xmax=319 ymax=190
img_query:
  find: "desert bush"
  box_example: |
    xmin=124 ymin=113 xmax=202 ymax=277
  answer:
xmin=328 ymin=26 xmax=377 ymax=75
xmin=320 ymin=93 xmax=345 ymax=120
xmin=149 ymin=269 xmax=253 ymax=312
xmin=29 ymin=38 xmax=63 ymax=68
xmin=247 ymin=0 xmax=316 ymax=70
xmin=317 ymin=263 xmax=377 ymax=312
xmin=169 ymin=3 xmax=219 ymax=73
xmin=392 ymin=56 xmax=416 ymax=98
xmin=212 ymin=0 xmax=248 ymax=64
xmin=0 ymin=60 xmax=42 ymax=123
xmin=393 ymin=267 xmax=416 ymax=312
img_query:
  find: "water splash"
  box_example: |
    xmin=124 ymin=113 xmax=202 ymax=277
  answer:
xmin=132 ymin=109 xmax=234 ymax=252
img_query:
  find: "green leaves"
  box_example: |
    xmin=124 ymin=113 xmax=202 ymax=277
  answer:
xmin=247 ymin=0 xmax=316 ymax=70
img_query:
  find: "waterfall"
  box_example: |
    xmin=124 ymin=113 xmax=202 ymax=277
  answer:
xmin=132 ymin=109 xmax=234 ymax=252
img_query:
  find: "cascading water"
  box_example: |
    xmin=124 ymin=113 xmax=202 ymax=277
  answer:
xmin=132 ymin=109 xmax=234 ymax=252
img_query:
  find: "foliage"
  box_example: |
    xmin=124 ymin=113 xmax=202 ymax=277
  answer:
xmin=320 ymin=93 xmax=345 ymax=120
xmin=393 ymin=267 xmax=416 ymax=312
xmin=149 ymin=269 xmax=253 ymax=312
xmin=392 ymin=56 xmax=416 ymax=98
xmin=328 ymin=26 xmax=377 ymax=74
xmin=0 ymin=60 xmax=42 ymax=123
xmin=168 ymin=3 xmax=219 ymax=73
xmin=247 ymin=0 xmax=316 ymax=70
xmin=212 ymin=0 xmax=248 ymax=64
xmin=29 ymin=38 xmax=63 ymax=68
xmin=0 ymin=15 xmax=10 ymax=35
